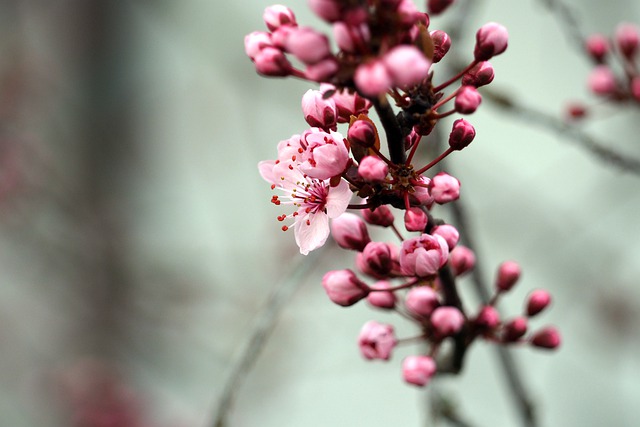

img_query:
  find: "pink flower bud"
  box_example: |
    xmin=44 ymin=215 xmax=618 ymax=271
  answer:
xmin=348 ymin=119 xmax=377 ymax=148
xmin=475 ymin=305 xmax=500 ymax=331
xmin=254 ymin=47 xmax=292 ymax=77
xmin=432 ymin=224 xmax=459 ymax=250
xmin=615 ymin=23 xmax=639 ymax=59
xmin=358 ymin=320 xmax=397 ymax=360
xmin=585 ymin=34 xmax=609 ymax=62
xmin=496 ymin=260 xmax=521 ymax=292
xmin=411 ymin=176 xmax=434 ymax=208
xmin=330 ymin=87 xmax=371 ymax=123
xmin=363 ymin=205 xmax=395 ymax=227
xmin=354 ymin=60 xmax=393 ymax=96
xmin=271 ymin=25 xmax=296 ymax=49
xmin=299 ymin=128 xmax=349 ymax=180
xmin=530 ymin=326 xmax=561 ymax=350
xmin=427 ymin=0 xmax=455 ymax=15
xmin=404 ymin=207 xmax=428 ymax=232
xmin=331 ymin=213 xmax=371 ymax=251
xmin=308 ymin=0 xmax=342 ymax=22
xmin=448 ymin=118 xmax=476 ymax=151
xmin=263 ymin=5 xmax=297 ymax=32
xmin=304 ymin=58 xmax=339 ymax=82
xmin=358 ymin=155 xmax=389 ymax=182
xmin=474 ymin=22 xmax=509 ymax=61
xmin=526 ymin=289 xmax=552 ymax=317
xmin=461 ymin=61 xmax=494 ymax=87
xmin=322 ymin=269 xmax=370 ymax=306
xmin=367 ymin=280 xmax=397 ymax=309
xmin=362 ymin=241 xmax=394 ymax=277
xmin=430 ymin=30 xmax=452 ymax=63
xmin=454 ymin=86 xmax=482 ymax=114
xmin=396 ymin=0 xmax=421 ymax=27
xmin=333 ymin=22 xmax=370 ymax=53
xmin=431 ymin=306 xmax=465 ymax=337
xmin=405 ymin=286 xmax=440 ymax=317
xmin=302 ymin=89 xmax=338 ymax=130
xmin=383 ymin=45 xmax=431 ymax=88
xmin=632 ymin=77 xmax=640 ymax=102
xmin=429 ymin=172 xmax=460 ymax=204
xmin=400 ymin=234 xmax=449 ymax=277
xmin=244 ymin=31 xmax=273 ymax=59
xmin=285 ymin=27 xmax=331 ymax=65
xmin=588 ymin=65 xmax=617 ymax=95
xmin=502 ymin=317 xmax=528 ymax=342
xmin=402 ymin=355 xmax=437 ymax=386
xmin=449 ymin=245 xmax=475 ymax=276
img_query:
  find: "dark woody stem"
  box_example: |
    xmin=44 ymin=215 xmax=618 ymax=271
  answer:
xmin=371 ymin=95 xmax=406 ymax=165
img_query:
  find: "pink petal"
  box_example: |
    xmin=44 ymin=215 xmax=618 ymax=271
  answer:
xmin=294 ymin=212 xmax=330 ymax=255
xmin=325 ymin=179 xmax=352 ymax=218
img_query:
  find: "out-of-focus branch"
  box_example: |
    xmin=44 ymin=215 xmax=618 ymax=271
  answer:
xmin=537 ymin=0 xmax=587 ymax=57
xmin=211 ymin=249 xmax=324 ymax=427
xmin=483 ymin=88 xmax=640 ymax=176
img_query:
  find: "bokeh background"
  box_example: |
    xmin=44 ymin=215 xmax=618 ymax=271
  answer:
xmin=1 ymin=0 xmax=639 ymax=426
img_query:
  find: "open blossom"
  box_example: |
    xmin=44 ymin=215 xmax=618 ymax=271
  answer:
xmin=259 ymin=158 xmax=351 ymax=255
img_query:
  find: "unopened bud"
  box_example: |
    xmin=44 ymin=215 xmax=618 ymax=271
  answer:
xmin=404 ymin=207 xmax=428 ymax=232
xmin=615 ymin=22 xmax=639 ymax=59
xmin=530 ymin=326 xmax=561 ymax=350
xmin=358 ymin=155 xmax=389 ymax=182
xmin=430 ymin=30 xmax=452 ymax=63
xmin=429 ymin=172 xmax=460 ymax=204
xmin=449 ymin=245 xmax=475 ymax=276
xmin=358 ymin=320 xmax=397 ymax=360
xmin=361 ymin=241 xmax=394 ymax=277
xmin=526 ymin=289 xmax=552 ymax=316
xmin=588 ymin=65 xmax=617 ymax=95
xmin=254 ymin=47 xmax=292 ymax=77
xmin=461 ymin=61 xmax=494 ymax=87
xmin=348 ymin=119 xmax=377 ymax=148
xmin=263 ymin=5 xmax=297 ymax=32
xmin=432 ymin=224 xmax=459 ymax=250
xmin=475 ymin=305 xmax=500 ymax=331
xmin=455 ymin=86 xmax=482 ymax=114
xmin=585 ymin=34 xmax=609 ymax=62
xmin=304 ymin=58 xmax=339 ymax=82
xmin=474 ymin=22 xmax=509 ymax=61
xmin=448 ymin=118 xmax=476 ymax=151
xmin=405 ymin=286 xmax=440 ymax=317
xmin=363 ymin=205 xmax=395 ymax=227
xmin=430 ymin=306 xmax=465 ymax=337
xmin=383 ymin=45 xmax=431 ymax=88
xmin=502 ymin=316 xmax=528 ymax=342
xmin=367 ymin=281 xmax=397 ymax=309
xmin=285 ymin=27 xmax=331 ymax=65
xmin=302 ymin=89 xmax=337 ymax=130
xmin=322 ymin=269 xmax=370 ymax=306
xmin=402 ymin=355 xmax=437 ymax=387
xmin=496 ymin=260 xmax=521 ymax=292
xmin=427 ymin=0 xmax=455 ymax=15
xmin=354 ymin=60 xmax=392 ymax=96
xmin=331 ymin=213 xmax=371 ymax=251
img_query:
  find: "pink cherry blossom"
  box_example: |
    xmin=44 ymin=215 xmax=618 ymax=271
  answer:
xmin=301 ymin=89 xmax=338 ymax=131
xmin=383 ymin=45 xmax=431 ymax=88
xmin=331 ymin=212 xmax=371 ymax=251
xmin=430 ymin=306 xmax=465 ymax=337
xmin=474 ymin=22 xmax=509 ymax=61
xmin=430 ymin=30 xmax=451 ymax=63
xmin=263 ymin=5 xmax=297 ymax=32
xmin=405 ymin=286 xmax=440 ymax=317
xmin=358 ymin=156 xmax=389 ymax=182
xmin=367 ymin=280 xmax=397 ymax=309
xmin=259 ymin=159 xmax=351 ymax=255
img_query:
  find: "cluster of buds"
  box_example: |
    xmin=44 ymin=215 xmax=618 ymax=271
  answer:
xmin=567 ymin=22 xmax=640 ymax=119
xmin=247 ymin=1 xmax=559 ymax=387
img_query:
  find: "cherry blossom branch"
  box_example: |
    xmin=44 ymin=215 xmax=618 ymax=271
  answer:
xmin=211 ymin=250 xmax=324 ymax=427
xmin=482 ymin=87 xmax=640 ymax=176
xmin=371 ymin=96 xmax=407 ymax=164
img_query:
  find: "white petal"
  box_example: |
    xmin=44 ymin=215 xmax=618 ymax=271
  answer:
xmin=325 ymin=179 xmax=352 ymax=218
xmin=258 ymin=160 xmax=277 ymax=184
xmin=294 ymin=212 xmax=330 ymax=255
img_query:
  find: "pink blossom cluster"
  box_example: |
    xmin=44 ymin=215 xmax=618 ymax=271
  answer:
xmin=247 ymin=1 xmax=559 ymax=387
xmin=568 ymin=22 xmax=640 ymax=119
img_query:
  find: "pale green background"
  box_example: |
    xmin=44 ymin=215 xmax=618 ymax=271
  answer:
xmin=0 ymin=1 xmax=639 ymax=426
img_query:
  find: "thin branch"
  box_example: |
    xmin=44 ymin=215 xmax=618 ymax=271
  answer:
xmin=211 ymin=249 xmax=325 ymax=427
xmin=483 ymin=88 xmax=640 ymax=176
xmin=537 ymin=0 xmax=587 ymax=57
xmin=448 ymin=197 xmax=537 ymax=427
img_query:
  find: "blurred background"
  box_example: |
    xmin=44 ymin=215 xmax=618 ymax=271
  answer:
xmin=0 ymin=0 xmax=639 ymax=426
